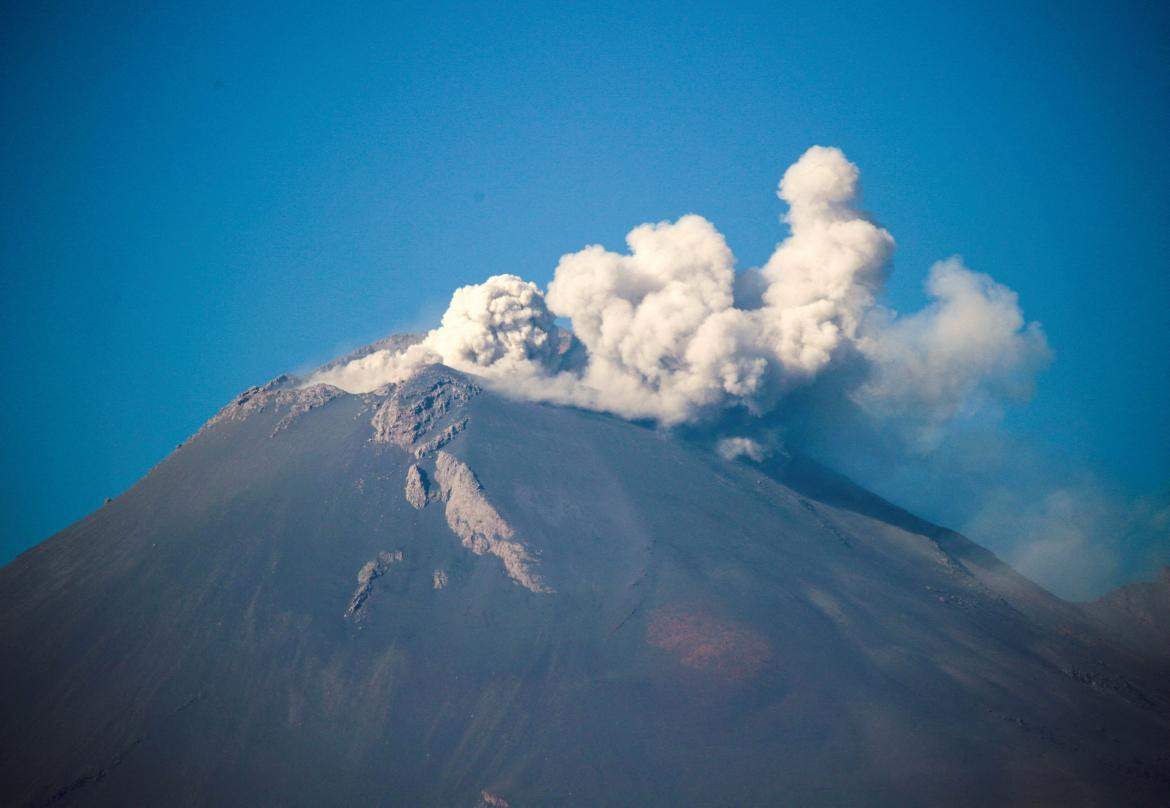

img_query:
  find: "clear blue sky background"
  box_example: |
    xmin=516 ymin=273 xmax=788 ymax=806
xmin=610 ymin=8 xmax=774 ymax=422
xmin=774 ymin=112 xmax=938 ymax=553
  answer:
xmin=2 ymin=1 xmax=1168 ymax=569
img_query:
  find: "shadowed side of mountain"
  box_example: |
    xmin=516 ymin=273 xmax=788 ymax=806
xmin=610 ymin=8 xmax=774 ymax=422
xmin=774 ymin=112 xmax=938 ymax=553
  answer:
xmin=1085 ymin=568 xmax=1170 ymax=661
xmin=761 ymin=451 xmax=1098 ymax=633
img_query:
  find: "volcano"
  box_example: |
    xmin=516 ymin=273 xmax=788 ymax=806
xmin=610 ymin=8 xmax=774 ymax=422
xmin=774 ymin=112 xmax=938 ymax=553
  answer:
xmin=1 ymin=337 xmax=1168 ymax=806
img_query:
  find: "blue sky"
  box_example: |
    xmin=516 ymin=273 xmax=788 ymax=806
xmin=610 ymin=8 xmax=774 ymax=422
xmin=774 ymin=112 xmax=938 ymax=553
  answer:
xmin=2 ymin=0 xmax=1168 ymax=582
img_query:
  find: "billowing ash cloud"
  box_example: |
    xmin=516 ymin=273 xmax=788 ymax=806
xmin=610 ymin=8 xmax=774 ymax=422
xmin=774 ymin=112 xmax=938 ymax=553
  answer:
xmin=310 ymin=146 xmax=1049 ymax=438
xmin=853 ymin=257 xmax=1052 ymax=450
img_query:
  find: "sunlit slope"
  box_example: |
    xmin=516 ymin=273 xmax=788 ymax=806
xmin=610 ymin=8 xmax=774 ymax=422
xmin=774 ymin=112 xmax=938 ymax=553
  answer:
xmin=1 ymin=366 xmax=1167 ymax=806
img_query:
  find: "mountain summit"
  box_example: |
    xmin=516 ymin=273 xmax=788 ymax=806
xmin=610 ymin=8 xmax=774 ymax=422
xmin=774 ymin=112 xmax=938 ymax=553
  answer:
xmin=1 ymin=340 xmax=1167 ymax=806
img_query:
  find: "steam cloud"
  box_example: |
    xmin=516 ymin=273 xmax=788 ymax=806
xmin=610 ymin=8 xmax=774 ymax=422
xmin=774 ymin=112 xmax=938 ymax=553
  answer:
xmin=310 ymin=146 xmax=1049 ymax=440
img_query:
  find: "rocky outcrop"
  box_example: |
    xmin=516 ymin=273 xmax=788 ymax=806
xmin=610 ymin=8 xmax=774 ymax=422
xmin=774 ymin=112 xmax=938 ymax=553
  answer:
xmin=370 ymin=364 xmax=548 ymax=591
xmin=404 ymin=464 xmax=437 ymax=509
xmin=197 ymin=377 xmax=344 ymax=438
xmin=271 ymin=384 xmax=343 ymax=435
xmin=433 ymin=451 xmax=550 ymax=593
xmin=370 ymin=368 xmax=480 ymax=454
xmin=345 ymin=551 xmax=404 ymax=621
xmin=411 ymin=417 xmax=467 ymax=459
xmin=198 ymin=376 xmax=290 ymax=434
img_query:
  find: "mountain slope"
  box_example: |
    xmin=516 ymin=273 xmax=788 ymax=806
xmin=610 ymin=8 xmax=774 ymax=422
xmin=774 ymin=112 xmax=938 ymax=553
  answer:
xmin=1085 ymin=568 xmax=1170 ymax=663
xmin=1 ymin=361 xmax=1168 ymax=806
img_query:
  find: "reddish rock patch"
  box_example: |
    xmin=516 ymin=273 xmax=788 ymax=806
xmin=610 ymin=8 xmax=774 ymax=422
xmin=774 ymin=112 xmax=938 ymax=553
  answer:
xmin=647 ymin=607 xmax=772 ymax=682
xmin=478 ymin=790 xmax=510 ymax=808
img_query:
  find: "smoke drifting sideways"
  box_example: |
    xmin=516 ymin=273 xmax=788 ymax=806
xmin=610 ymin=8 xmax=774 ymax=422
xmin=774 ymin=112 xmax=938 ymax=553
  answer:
xmin=311 ymin=146 xmax=1050 ymax=450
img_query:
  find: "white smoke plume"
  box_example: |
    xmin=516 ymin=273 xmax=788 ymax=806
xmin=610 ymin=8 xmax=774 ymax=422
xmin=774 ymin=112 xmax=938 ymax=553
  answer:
xmin=312 ymin=274 xmax=560 ymax=391
xmin=853 ymin=257 xmax=1052 ymax=450
xmin=309 ymin=146 xmax=1048 ymax=439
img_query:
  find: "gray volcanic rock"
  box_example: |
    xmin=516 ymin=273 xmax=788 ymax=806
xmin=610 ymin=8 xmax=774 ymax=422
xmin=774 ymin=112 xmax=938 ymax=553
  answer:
xmin=1 ymin=350 xmax=1169 ymax=806
xmin=370 ymin=367 xmax=480 ymax=453
xmin=404 ymin=464 xmax=436 ymax=510
xmin=346 ymin=551 xmax=405 ymax=622
xmin=196 ymin=376 xmax=346 ymax=439
xmin=433 ymin=450 xmax=550 ymax=594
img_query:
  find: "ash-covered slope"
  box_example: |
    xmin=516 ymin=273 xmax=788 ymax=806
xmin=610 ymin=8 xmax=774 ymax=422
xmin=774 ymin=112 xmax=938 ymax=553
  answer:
xmin=1 ymin=358 xmax=1168 ymax=807
xmin=1085 ymin=568 xmax=1170 ymax=663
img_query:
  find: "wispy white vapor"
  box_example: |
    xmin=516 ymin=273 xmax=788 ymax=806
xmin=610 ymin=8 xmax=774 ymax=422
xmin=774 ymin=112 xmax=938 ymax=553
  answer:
xmin=715 ymin=437 xmax=770 ymax=463
xmin=854 ymin=257 xmax=1052 ymax=449
xmin=964 ymin=480 xmax=1170 ymax=601
xmin=309 ymin=146 xmax=1046 ymax=442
